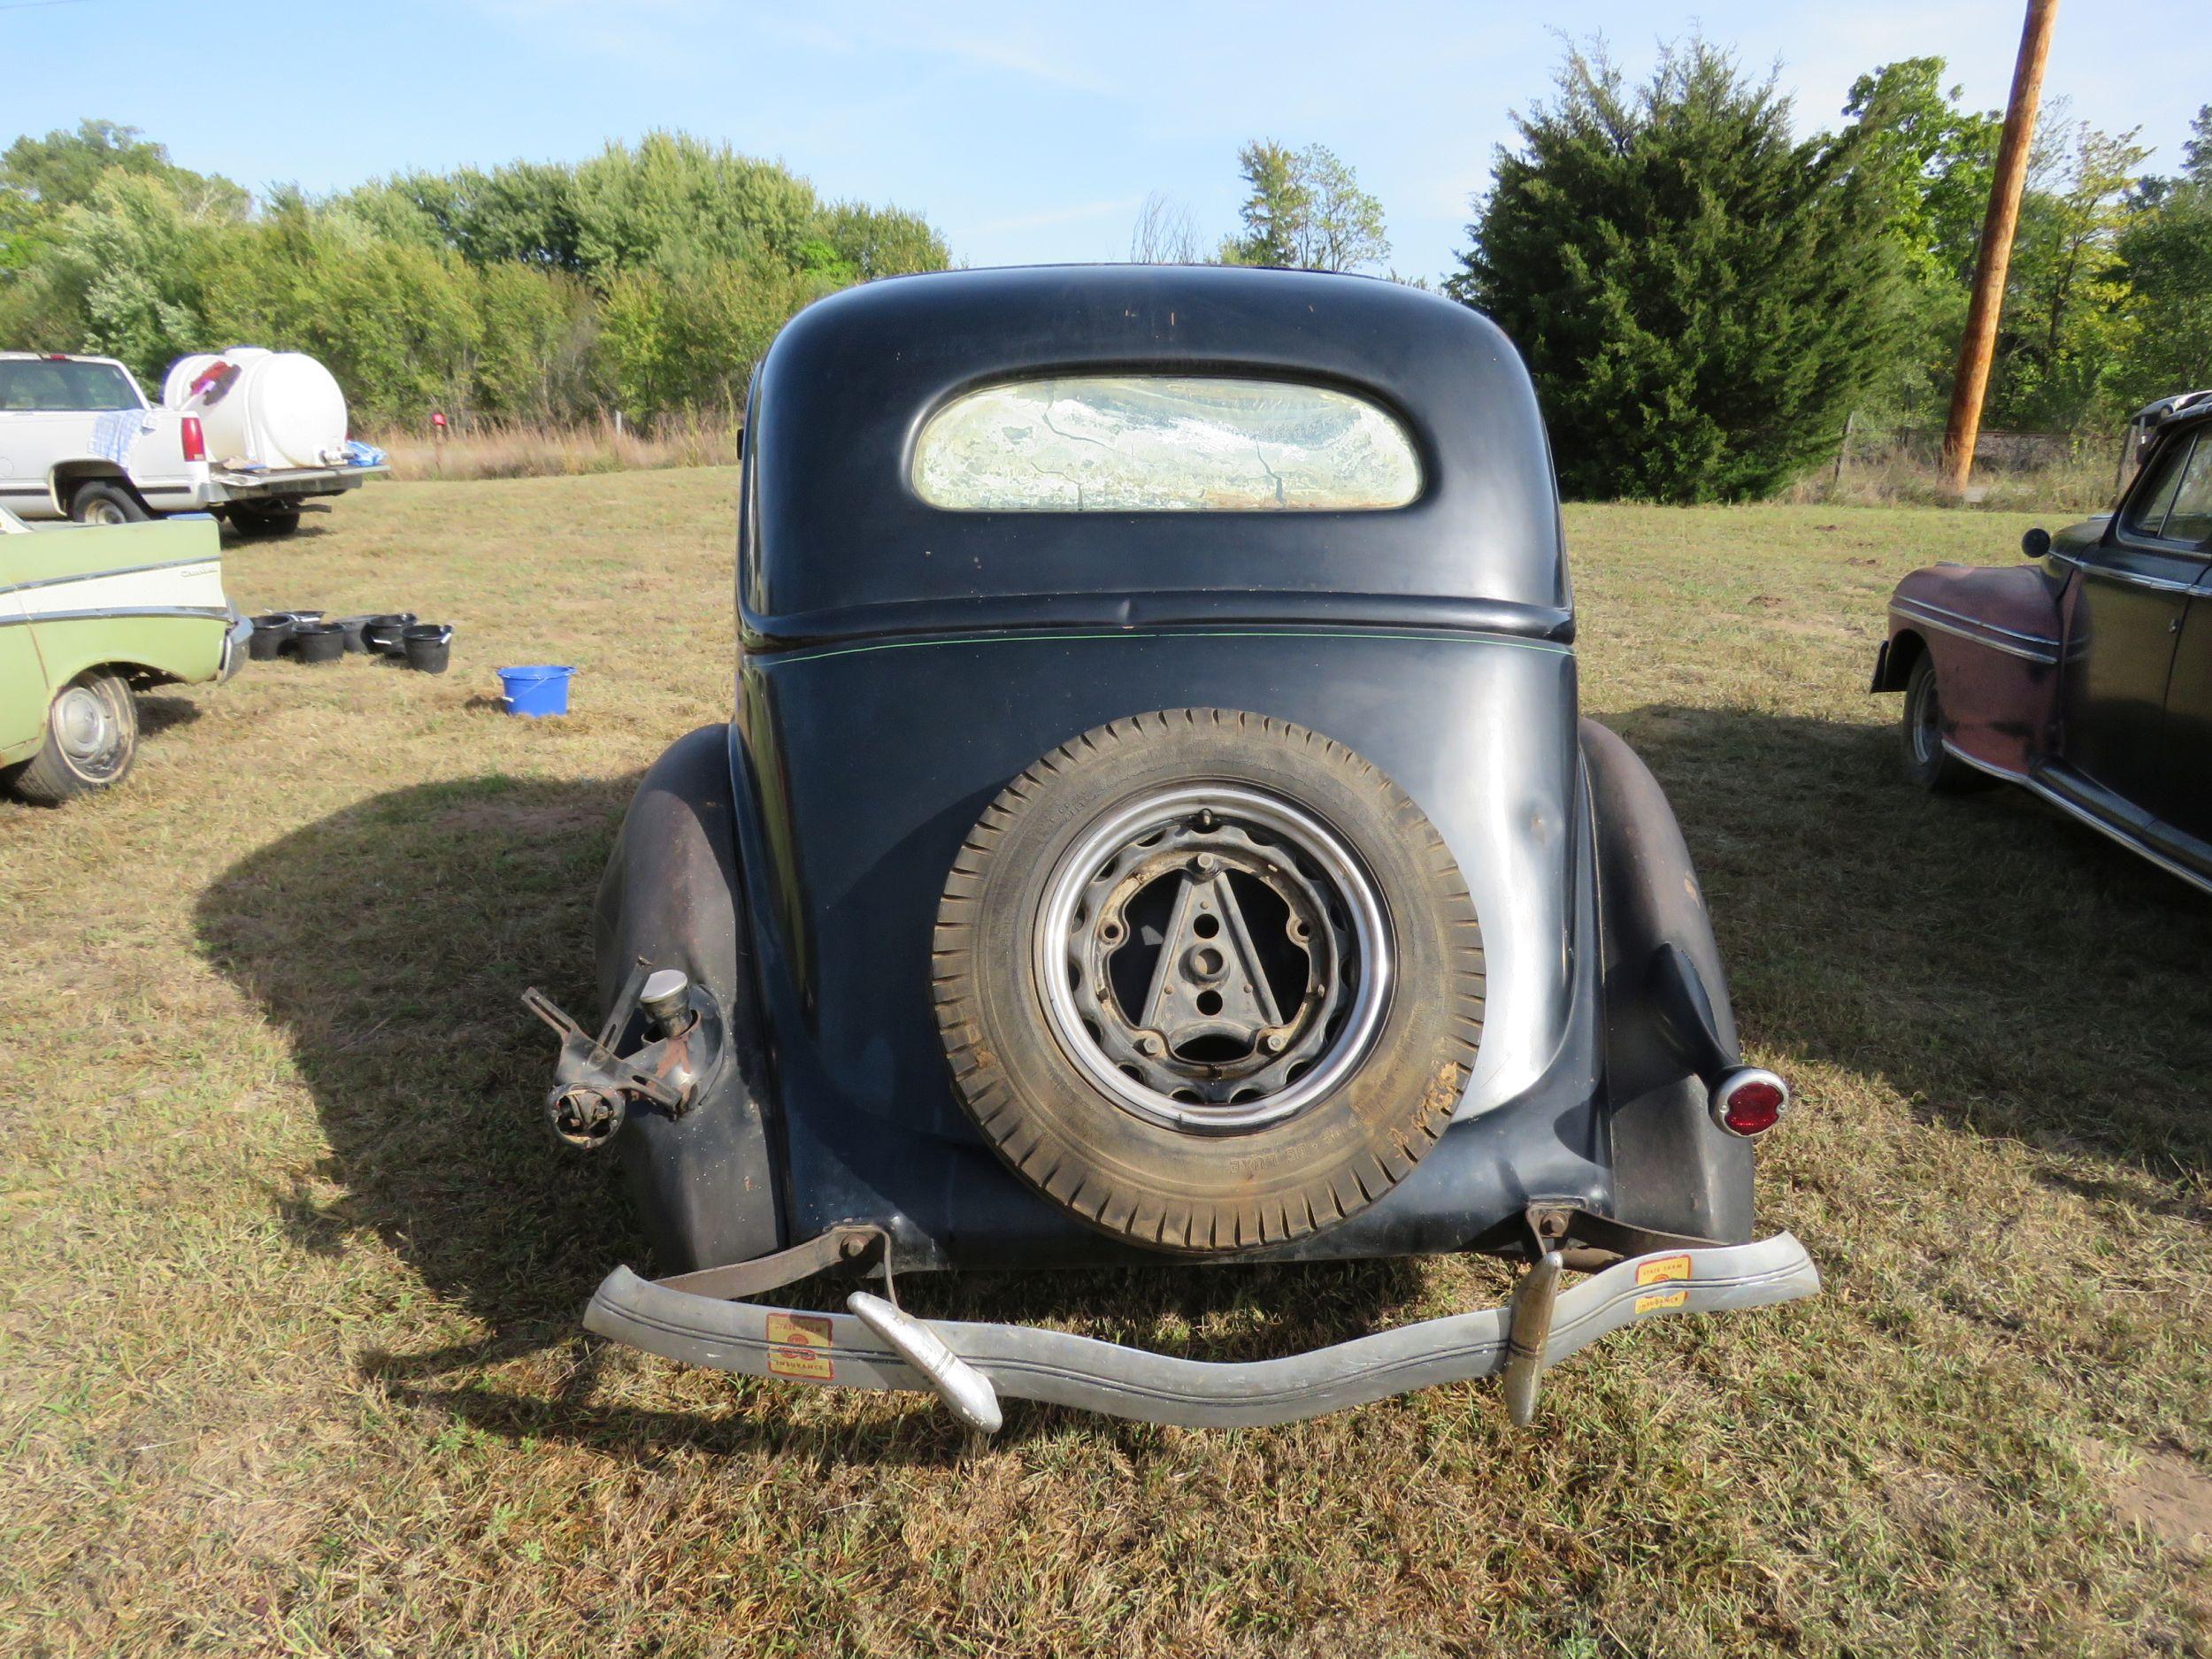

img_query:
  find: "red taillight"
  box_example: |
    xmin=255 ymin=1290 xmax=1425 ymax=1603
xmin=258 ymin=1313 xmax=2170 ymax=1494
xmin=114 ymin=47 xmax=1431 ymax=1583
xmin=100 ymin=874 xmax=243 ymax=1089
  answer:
xmin=180 ymin=416 xmax=205 ymax=463
xmin=1709 ymin=1068 xmax=1791 ymax=1138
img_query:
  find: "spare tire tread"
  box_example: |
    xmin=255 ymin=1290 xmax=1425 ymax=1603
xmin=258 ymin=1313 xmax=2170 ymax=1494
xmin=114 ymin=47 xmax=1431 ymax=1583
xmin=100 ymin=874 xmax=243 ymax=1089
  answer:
xmin=933 ymin=709 xmax=1485 ymax=1255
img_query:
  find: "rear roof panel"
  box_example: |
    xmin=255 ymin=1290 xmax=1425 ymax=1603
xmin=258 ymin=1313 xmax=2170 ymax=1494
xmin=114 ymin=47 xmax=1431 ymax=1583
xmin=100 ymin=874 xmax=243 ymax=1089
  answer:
xmin=745 ymin=265 xmax=1565 ymax=634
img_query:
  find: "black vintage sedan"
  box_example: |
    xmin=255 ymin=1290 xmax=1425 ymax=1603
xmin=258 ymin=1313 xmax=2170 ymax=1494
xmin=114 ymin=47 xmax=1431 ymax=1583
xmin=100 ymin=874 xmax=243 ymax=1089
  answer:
xmin=527 ymin=265 xmax=1817 ymax=1432
xmin=1875 ymin=388 xmax=2212 ymax=892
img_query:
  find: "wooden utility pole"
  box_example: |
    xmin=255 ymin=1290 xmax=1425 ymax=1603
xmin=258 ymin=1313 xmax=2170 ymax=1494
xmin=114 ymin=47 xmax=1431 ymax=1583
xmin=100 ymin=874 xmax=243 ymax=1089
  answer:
xmin=1941 ymin=0 xmax=2060 ymax=494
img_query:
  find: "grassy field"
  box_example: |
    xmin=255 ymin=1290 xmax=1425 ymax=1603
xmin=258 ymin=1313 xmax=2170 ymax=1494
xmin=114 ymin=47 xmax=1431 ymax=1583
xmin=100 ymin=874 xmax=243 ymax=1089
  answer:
xmin=2 ymin=473 xmax=2207 ymax=1657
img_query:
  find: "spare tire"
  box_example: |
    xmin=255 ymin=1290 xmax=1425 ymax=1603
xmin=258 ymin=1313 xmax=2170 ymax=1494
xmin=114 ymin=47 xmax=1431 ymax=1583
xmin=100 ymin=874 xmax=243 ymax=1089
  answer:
xmin=933 ymin=709 xmax=1485 ymax=1254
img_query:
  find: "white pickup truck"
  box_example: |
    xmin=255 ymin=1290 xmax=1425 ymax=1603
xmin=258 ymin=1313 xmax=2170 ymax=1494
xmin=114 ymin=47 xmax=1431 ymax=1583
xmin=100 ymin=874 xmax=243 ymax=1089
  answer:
xmin=0 ymin=350 xmax=386 ymax=537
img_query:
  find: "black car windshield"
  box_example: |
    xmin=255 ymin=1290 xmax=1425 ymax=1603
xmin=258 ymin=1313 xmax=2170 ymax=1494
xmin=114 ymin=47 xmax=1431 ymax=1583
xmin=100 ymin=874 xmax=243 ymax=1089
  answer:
xmin=0 ymin=358 xmax=142 ymax=412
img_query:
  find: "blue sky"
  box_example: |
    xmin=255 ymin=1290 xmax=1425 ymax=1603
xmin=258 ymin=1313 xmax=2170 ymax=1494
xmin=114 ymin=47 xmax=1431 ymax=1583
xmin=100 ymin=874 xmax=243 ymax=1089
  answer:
xmin=4 ymin=0 xmax=2203 ymax=280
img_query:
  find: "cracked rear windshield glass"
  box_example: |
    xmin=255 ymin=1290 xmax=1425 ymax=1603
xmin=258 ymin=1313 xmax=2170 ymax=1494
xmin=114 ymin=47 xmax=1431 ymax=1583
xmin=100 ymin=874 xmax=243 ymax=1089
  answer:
xmin=912 ymin=376 xmax=1421 ymax=512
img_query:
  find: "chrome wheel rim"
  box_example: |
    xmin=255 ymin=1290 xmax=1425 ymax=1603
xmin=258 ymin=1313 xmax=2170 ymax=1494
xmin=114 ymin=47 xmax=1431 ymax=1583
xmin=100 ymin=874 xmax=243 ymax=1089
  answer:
xmin=1035 ymin=784 xmax=1392 ymax=1134
xmin=80 ymin=498 xmax=126 ymax=526
xmin=52 ymin=681 xmax=125 ymax=778
xmin=1911 ymin=673 xmax=1940 ymax=764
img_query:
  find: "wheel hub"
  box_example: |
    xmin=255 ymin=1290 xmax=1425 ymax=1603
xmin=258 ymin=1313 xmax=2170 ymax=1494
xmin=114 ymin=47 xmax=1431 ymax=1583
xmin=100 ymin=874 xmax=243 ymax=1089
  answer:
xmin=53 ymin=684 xmax=115 ymax=764
xmin=1037 ymin=784 xmax=1392 ymax=1133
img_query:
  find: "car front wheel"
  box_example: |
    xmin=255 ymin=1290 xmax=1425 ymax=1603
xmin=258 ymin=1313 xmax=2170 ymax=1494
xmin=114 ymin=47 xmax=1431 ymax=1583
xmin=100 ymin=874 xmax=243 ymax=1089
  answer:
xmin=9 ymin=670 xmax=140 ymax=804
xmin=1901 ymin=655 xmax=1989 ymax=795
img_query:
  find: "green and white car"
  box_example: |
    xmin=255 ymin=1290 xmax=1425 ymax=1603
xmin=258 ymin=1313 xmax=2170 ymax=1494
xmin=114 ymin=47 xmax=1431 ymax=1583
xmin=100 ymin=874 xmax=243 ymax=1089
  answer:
xmin=0 ymin=504 xmax=247 ymax=803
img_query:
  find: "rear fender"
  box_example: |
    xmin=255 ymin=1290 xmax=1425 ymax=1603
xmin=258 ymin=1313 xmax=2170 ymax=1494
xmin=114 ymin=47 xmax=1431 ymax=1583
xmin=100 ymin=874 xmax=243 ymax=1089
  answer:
xmin=595 ymin=724 xmax=783 ymax=1271
xmin=1580 ymin=718 xmax=1754 ymax=1244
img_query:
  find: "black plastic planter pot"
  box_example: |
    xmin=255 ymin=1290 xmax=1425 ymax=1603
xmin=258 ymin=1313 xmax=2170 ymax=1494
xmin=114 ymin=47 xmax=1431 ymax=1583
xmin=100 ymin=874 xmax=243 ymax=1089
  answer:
xmin=294 ymin=622 xmax=347 ymax=664
xmin=334 ymin=615 xmax=375 ymax=653
xmin=361 ymin=613 xmax=418 ymax=654
xmin=247 ymin=614 xmax=296 ymax=660
xmin=402 ymin=623 xmax=453 ymax=674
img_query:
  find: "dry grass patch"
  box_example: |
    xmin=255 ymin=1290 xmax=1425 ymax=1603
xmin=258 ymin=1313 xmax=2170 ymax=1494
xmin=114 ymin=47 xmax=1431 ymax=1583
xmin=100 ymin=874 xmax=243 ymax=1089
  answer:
xmin=0 ymin=476 xmax=2207 ymax=1655
xmin=362 ymin=414 xmax=741 ymax=482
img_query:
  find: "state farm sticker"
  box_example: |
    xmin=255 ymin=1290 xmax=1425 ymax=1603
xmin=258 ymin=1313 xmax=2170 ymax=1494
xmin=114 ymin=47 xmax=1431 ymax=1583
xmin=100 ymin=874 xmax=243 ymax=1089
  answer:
xmin=765 ymin=1311 xmax=834 ymax=1382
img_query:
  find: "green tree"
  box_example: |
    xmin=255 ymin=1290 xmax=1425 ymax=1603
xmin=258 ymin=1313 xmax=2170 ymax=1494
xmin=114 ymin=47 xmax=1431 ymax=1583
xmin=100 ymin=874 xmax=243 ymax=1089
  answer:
xmin=1222 ymin=142 xmax=1387 ymax=272
xmin=2111 ymin=104 xmax=2212 ymax=406
xmin=0 ymin=173 xmax=234 ymax=380
xmin=1224 ymin=141 xmax=1308 ymax=267
xmin=1 ymin=119 xmax=247 ymax=218
xmin=1836 ymin=59 xmax=1999 ymax=422
xmin=0 ymin=119 xmax=949 ymax=427
xmin=1843 ymin=59 xmax=1998 ymax=284
xmin=1987 ymin=119 xmax=2149 ymax=429
xmin=0 ymin=186 xmax=58 ymax=276
xmin=470 ymin=262 xmax=602 ymax=418
xmin=201 ymin=202 xmax=484 ymax=420
xmin=816 ymin=203 xmax=951 ymax=281
xmin=1292 ymin=145 xmax=1389 ymax=272
xmin=1450 ymin=40 xmax=1902 ymax=502
xmin=571 ymin=132 xmax=818 ymax=278
xmin=346 ymin=162 xmax=585 ymax=270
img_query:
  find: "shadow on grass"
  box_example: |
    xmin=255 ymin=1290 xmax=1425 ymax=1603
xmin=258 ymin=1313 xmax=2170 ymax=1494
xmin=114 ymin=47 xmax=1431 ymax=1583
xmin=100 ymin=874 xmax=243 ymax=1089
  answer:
xmin=1605 ymin=702 xmax=2212 ymax=1187
xmin=192 ymin=772 xmax=1443 ymax=1454
xmin=217 ymin=518 xmax=334 ymax=548
xmin=136 ymin=693 xmax=204 ymax=737
xmin=193 ymin=710 xmax=2211 ymax=1452
xmin=197 ymin=772 xmax=639 ymax=1346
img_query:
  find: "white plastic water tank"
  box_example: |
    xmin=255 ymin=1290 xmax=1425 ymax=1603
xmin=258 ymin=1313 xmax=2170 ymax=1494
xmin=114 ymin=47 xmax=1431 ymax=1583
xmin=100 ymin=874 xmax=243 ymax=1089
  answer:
xmin=162 ymin=347 xmax=349 ymax=469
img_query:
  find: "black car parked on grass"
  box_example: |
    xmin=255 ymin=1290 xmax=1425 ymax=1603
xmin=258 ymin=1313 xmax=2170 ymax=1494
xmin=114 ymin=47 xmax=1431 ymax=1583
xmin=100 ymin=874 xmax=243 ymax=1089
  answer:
xmin=1875 ymin=388 xmax=2212 ymax=894
xmin=528 ymin=265 xmax=1817 ymax=1431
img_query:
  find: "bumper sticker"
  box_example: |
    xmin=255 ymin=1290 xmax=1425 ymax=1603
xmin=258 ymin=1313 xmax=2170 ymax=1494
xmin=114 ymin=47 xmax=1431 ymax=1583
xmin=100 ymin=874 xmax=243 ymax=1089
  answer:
xmin=1636 ymin=1254 xmax=1692 ymax=1287
xmin=1635 ymin=1287 xmax=1689 ymax=1314
xmin=766 ymin=1312 xmax=834 ymax=1382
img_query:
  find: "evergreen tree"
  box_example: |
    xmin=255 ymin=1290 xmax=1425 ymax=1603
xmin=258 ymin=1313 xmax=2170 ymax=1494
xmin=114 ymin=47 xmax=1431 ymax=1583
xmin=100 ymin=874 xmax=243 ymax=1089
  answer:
xmin=1448 ymin=41 xmax=1902 ymax=502
xmin=1225 ymin=141 xmax=1307 ymax=267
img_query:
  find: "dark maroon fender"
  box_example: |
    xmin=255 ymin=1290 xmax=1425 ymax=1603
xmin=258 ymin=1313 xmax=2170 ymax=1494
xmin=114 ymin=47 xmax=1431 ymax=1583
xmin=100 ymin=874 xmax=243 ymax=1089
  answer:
xmin=1872 ymin=562 xmax=2066 ymax=776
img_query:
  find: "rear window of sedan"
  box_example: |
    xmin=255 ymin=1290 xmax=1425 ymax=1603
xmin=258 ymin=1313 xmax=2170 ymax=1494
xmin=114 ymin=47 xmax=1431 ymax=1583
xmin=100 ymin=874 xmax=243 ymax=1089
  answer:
xmin=0 ymin=358 xmax=142 ymax=411
xmin=912 ymin=375 xmax=1422 ymax=512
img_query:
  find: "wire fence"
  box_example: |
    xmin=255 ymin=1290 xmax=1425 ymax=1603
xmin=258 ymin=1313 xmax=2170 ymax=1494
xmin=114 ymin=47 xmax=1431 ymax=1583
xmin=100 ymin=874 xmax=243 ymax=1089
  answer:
xmin=1787 ymin=417 xmax=2130 ymax=511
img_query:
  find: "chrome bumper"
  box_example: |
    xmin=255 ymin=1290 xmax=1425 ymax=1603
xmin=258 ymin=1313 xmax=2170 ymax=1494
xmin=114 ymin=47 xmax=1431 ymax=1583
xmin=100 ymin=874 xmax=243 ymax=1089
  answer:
xmin=219 ymin=610 xmax=253 ymax=681
xmin=584 ymin=1232 xmax=1818 ymax=1431
xmin=205 ymin=464 xmax=385 ymax=503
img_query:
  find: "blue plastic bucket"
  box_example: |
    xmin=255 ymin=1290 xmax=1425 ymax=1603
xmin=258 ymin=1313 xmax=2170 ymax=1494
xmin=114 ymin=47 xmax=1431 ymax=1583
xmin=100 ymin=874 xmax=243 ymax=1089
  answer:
xmin=498 ymin=664 xmax=574 ymax=718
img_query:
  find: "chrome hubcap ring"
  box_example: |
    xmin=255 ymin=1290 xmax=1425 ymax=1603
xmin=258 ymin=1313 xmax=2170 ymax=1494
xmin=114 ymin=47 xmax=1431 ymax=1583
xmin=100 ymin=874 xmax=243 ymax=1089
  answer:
xmin=1912 ymin=675 xmax=1939 ymax=764
xmin=53 ymin=684 xmax=117 ymax=767
xmin=1035 ymin=784 xmax=1392 ymax=1134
